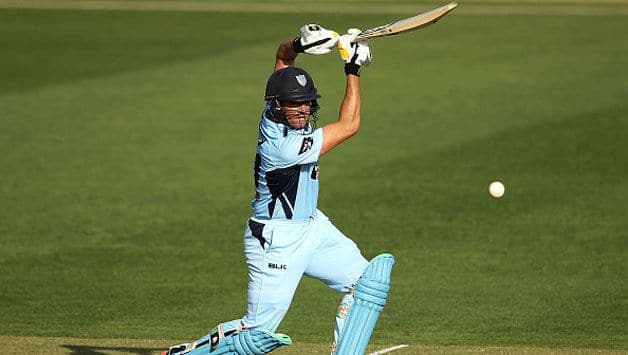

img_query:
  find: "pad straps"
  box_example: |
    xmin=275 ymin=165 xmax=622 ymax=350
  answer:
xmin=185 ymin=329 xmax=291 ymax=355
xmin=335 ymin=253 xmax=395 ymax=355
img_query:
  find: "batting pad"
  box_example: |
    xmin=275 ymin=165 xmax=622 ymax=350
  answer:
xmin=335 ymin=253 xmax=395 ymax=355
xmin=184 ymin=329 xmax=292 ymax=355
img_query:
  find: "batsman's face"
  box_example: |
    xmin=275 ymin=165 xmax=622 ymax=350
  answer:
xmin=282 ymin=101 xmax=312 ymax=129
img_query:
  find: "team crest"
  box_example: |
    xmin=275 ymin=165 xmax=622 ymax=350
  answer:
xmin=296 ymin=75 xmax=307 ymax=87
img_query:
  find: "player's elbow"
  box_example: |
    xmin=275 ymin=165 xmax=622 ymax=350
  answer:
xmin=340 ymin=121 xmax=360 ymax=139
xmin=347 ymin=124 xmax=360 ymax=137
xmin=339 ymin=114 xmax=361 ymax=136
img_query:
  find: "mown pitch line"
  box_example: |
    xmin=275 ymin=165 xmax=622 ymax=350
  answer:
xmin=368 ymin=344 xmax=410 ymax=355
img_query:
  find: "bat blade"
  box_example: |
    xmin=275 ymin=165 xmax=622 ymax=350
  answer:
xmin=356 ymin=2 xmax=458 ymax=40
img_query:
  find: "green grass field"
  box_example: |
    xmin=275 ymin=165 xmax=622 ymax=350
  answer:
xmin=1 ymin=3 xmax=627 ymax=354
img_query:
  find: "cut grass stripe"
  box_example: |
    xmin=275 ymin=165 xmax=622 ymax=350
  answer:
xmin=1 ymin=0 xmax=628 ymax=15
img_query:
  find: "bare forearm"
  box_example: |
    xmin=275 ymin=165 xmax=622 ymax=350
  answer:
xmin=274 ymin=38 xmax=298 ymax=72
xmin=338 ymin=75 xmax=361 ymax=134
xmin=321 ymin=75 xmax=361 ymax=155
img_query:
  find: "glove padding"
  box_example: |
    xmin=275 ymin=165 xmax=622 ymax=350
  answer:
xmin=338 ymin=28 xmax=372 ymax=76
xmin=293 ymin=24 xmax=339 ymax=55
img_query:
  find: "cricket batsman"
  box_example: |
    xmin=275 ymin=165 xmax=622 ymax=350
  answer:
xmin=164 ymin=24 xmax=395 ymax=355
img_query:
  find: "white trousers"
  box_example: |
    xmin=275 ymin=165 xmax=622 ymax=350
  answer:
xmin=241 ymin=209 xmax=369 ymax=332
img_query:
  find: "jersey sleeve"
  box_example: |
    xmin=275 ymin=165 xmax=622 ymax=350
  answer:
xmin=272 ymin=128 xmax=323 ymax=167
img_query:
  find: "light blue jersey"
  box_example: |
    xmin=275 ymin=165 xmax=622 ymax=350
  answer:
xmin=251 ymin=108 xmax=323 ymax=221
xmin=172 ymin=108 xmax=369 ymax=351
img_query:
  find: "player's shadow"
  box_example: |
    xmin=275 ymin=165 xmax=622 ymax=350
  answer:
xmin=61 ymin=344 xmax=162 ymax=355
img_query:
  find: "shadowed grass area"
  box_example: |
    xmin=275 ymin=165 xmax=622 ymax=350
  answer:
xmin=1 ymin=336 xmax=625 ymax=355
xmin=0 ymin=9 xmax=288 ymax=94
xmin=0 ymin=7 xmax=626 ymax=351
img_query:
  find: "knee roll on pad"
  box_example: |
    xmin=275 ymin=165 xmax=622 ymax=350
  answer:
xmin=335 ymin=253 xmax=395 ymax=355
xmin=189 ymin=330 xmax=290 ymax=355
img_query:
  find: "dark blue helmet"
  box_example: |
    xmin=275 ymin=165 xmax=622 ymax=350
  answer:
xmin=264 ymin=67 xmax=321 ymax=128
xmin=264 ymin=66 xmax=321 ymax=103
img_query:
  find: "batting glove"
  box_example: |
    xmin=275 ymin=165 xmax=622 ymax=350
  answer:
xmin=293 ymin=24 xmax=339 ymax=55
xmin=338 ymin=28 xmax=371 ymax=76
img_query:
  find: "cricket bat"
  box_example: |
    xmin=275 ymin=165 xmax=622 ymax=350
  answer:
xmin=355 ymin=2 xmax=458 ymax=41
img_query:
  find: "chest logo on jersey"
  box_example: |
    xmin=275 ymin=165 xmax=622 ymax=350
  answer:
xmin=299 ymin=137 xmax=314 ymax=155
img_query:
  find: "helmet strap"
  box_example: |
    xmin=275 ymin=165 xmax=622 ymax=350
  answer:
xmin=266 ymin=98 xmax=287 ymax=124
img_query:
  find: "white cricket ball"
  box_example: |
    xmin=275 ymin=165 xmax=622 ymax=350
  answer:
xmin=488 ymin=181 xmax=505 ymax=198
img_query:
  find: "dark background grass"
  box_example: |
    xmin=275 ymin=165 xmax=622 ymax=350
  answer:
xmin=0 ymin=8 xmax=626 ymax=349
